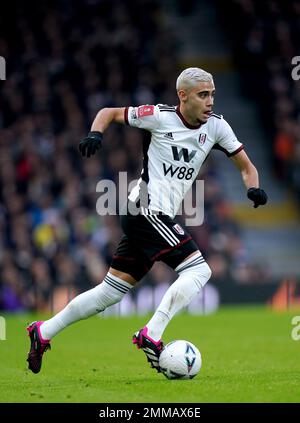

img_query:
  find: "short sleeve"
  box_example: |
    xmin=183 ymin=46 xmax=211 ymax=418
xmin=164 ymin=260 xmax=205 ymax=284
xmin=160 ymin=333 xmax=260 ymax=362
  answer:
xmin=124 ymin=105 xmax=160 ymax=131
xmin=214 ymin=117 xmax=244 ymax=157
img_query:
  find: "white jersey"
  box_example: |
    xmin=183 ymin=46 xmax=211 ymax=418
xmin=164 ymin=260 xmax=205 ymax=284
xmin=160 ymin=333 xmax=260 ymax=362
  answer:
xmin=125 ymin=104 xmax=243 ymax=218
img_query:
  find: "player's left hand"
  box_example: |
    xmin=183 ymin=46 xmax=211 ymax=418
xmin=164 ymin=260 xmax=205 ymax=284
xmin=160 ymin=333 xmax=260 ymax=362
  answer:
xmin=247 ymin=187 xmax=268 ymax=208
xmin=79 ymin=131 xmax=103 ymax=157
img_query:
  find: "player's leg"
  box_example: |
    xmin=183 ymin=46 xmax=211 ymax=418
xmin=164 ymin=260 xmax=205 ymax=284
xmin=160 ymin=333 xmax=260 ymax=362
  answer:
xmin=132 ymin=214 xmax=211 ymax=359
xmin=27 ymin=268 xmax=137 ymax=373
xmin=26 ymin=234 xmax=144 ymax=374
xmin=145 ymin=249 xmax=211 ymax=342
xmin=38 ymin=267 xmax=137 ymax=340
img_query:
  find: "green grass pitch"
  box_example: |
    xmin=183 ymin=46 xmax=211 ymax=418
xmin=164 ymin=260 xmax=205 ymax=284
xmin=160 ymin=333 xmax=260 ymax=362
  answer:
xmin=1 ymin=306 xmax=300 ymax=403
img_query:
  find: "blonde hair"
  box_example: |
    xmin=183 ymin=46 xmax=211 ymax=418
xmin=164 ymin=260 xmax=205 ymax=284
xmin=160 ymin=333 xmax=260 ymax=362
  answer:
xmin=176 ymin=67 xmax=213 ymax=91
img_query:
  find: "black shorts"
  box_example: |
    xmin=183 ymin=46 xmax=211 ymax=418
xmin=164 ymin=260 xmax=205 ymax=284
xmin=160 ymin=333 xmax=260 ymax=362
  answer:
xmin=110 ymin=205 xmax=199 ymax=281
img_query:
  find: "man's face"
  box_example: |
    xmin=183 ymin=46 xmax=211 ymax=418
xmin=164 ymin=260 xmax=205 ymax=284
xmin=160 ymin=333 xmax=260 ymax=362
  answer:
xmin=178 ymin=81 xmax=215 ymax=124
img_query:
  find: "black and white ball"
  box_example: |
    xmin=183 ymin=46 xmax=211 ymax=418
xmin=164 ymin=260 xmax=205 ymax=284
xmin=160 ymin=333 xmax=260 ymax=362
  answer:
xmin=159 ymin=340 xmax=202 ymax=380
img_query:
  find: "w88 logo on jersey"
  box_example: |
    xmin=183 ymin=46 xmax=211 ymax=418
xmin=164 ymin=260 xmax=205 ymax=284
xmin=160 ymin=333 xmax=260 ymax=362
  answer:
xmin=163 ymin=163 xmax=195 ymax=180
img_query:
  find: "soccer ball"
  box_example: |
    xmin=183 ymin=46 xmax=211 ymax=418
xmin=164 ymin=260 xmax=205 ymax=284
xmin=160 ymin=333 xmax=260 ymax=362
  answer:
xmin=159 ymin=340 xmax=202 ymax=380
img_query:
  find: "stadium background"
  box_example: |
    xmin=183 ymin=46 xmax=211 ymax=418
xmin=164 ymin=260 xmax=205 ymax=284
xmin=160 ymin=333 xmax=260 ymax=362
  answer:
xmin=0 ymin=0 xmax=299 ymax=316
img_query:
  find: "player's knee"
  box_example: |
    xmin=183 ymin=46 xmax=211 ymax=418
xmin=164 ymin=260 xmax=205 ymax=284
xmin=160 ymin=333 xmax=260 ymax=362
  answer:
xmin=193 ymin=261 xmax=212 ymax=288
xmin=200 ymin=261 xmax=212 ymax=281
xmin=179 ymin=260 xmax=212 ymax=288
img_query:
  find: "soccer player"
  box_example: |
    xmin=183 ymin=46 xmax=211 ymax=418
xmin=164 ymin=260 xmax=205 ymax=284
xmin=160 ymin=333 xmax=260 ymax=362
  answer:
xmin=27 ymin=67 xmax=267 ymax=373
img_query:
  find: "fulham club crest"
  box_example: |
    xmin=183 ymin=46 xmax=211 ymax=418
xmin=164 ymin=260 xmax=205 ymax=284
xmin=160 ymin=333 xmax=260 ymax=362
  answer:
xmin=199 ymin=133 xmax=206 ymax=145
xmin=173 ymin=224 xmax=184 ymax=235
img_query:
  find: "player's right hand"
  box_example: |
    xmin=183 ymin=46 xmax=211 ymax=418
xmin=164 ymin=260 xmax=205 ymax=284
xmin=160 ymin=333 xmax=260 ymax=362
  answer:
xmin=78 ymin=131 xmax=103 ymax=157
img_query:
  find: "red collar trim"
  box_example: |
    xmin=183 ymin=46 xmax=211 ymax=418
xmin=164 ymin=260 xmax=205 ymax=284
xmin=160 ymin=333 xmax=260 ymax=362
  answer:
xmin=176 ymin=105 xmax=202 ymax=129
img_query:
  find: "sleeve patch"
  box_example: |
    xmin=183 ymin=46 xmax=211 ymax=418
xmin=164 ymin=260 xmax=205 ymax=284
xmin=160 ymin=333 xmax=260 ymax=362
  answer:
xmin=138 ymin=105 xmax=154 ymax=118
xmin=130 ymin=107 xmax=137 ymax=120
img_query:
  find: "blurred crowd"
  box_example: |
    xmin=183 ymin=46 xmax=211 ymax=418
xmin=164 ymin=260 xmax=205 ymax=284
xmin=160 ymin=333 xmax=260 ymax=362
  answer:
xmin=0 ymin=0 xmax=269 ymax=313
xmin=218 ymin=0 xmax=300 ymax=202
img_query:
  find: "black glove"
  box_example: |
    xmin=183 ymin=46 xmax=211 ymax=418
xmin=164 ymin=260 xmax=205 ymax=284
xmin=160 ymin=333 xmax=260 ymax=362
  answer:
xmin=78 ymin=131 xmax=103 ymax=158
xmin=247 ymin=187 xmax=268 ymax=208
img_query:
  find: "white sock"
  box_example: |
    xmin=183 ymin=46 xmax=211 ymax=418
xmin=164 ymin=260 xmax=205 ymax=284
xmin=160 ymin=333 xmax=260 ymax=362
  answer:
xmin=40 ymin=272 xmax=133 ymax=340
xmin=146 ymin=252 xmax=212 ymax=341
